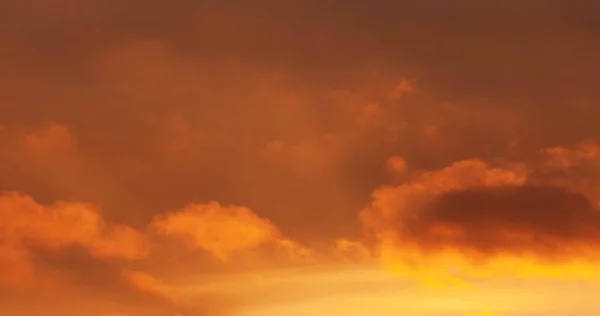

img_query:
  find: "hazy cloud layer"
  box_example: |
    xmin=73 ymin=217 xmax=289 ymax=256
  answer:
xmin=3 ymin=0 xmax=600 ymax=315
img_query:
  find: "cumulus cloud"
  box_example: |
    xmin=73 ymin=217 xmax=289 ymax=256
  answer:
xmin=0 ymin=191 xmax=149 ymax=285
xmin=151 ymin=202 xmax=312 ymax=263
xmin=360 ymin=151 xmax=600 ymax=285
xmin=0 ymin=190 xmax=178 ymax=316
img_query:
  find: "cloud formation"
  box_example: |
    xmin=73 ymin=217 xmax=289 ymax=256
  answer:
xmin=3 ymin=0 xmax=600 ymax=314
xmin=0 ymin=191 xmax=149 ymax=285
xmin=402 ymin=185 xmax=600 ymax=257
xmin=357 ymin=150 xmax=600 ymax=287
xmin=361 ymin=159 xmax=528 ymax=233
xmin=123 ymin=270 xmax=178 ymax=303
xmin=151 ymin=202 xmax=312 ymax=263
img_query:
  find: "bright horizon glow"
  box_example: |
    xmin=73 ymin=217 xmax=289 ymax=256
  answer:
xmin=175 ymin=265 xmax=598 ymax=316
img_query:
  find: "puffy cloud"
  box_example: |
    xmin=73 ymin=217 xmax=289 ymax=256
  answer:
xmin=361 ymin=153 xmax=600 ymax=284
xmin=151 ymin=202 xmax=312 ymax=263
xmin=0 ymin=191 xmax=149 ymax=285
xmin=0 ymin=189 xmax=181 ymax=316
xmin=361 ymin=159 xmax=528 ymax=232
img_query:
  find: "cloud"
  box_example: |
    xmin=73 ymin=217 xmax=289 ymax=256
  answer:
xmin=386 ymin=156 xmax=408 ymax=177
xmin=151 ymin=202 xmax=312 ymax=263
xmin=391 ymin=78 xmax=416 ymax=99
xmin=541 ymin=140 xmax=600 ymax=170
xmin=122 ymin=270 xmax=178 ymax=303
xmin=361 ymin=159 xmax=528 ymax=233
xmin=0 ymin=191 xmax=149 ymax=285
xmin=401 ymin=185 xmax=600 ymax=257
xmin=361 ymin=153 xmax=600 ymax=284
xmin=0 ymin=189 xmax=180 ymax=316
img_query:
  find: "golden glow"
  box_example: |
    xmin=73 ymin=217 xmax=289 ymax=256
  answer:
xmin=175 ymin=265 xmax=593 ymax=316
xmin=380 ymin=243 xmax=600 ymax=285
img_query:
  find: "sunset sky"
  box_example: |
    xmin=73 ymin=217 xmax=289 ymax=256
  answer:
xmin=2 ymin=1 xmax=600 ymax=315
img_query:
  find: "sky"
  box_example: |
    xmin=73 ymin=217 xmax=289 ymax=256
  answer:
xmin=2 ymin=1 xmax=600 ymax=315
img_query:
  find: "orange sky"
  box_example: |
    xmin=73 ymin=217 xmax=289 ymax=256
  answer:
xmin=2 ymin=1 xmax=600 ymax=315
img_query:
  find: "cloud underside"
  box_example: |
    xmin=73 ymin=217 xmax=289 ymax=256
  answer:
xmin=358 ymin=148 xmax=600 ymax=282
xmin=403 ymin=185 xmax=600 ymax=257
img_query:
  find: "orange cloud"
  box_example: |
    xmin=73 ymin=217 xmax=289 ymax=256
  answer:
xmin=391 ymin=78 xmax=416 ymax=99
xmin=542 ymin=140 xmax=600 ymax=170
xmin=361 ymin=158 xmax=528 ymax=232
xmin=385 ymin=156 xmax=407 ymax=176
xmin=151 ymin=202 xmax=312 ymax=263
xmin=360 ymin=154 xmax=600 ymax=284
xmin=123 ymin=270 xmax=178 ymax=303
xmin=333 ymin=239 xmax=372 ymax=262
xmin=0 ymin=191 xmax=149 ymax=285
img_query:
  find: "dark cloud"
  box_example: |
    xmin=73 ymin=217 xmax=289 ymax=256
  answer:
xmin=400 ymin=185 xmax=600 ymax=257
